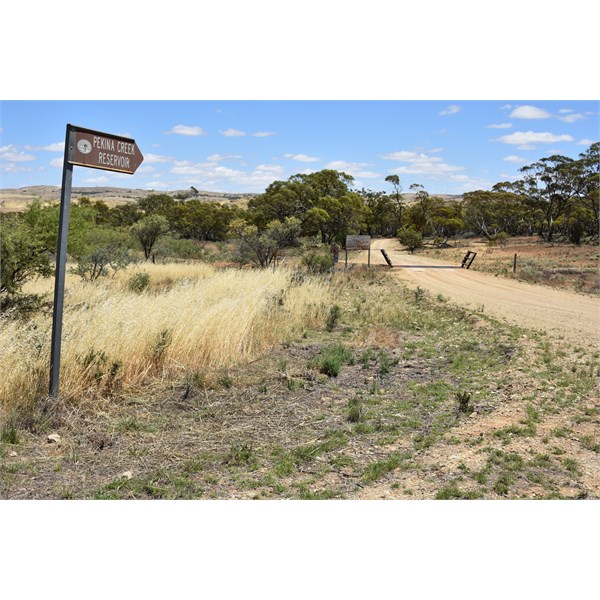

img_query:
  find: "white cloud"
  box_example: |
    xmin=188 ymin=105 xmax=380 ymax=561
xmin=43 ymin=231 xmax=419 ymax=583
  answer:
xmin=144 ymin=153 xmax=172 ymax=164
xmin=136 ymin=166 xmax=156 ymax=175
xmin=253 ymin=164 xmax=283 ymax=174
xmin=169 ymin=160 xmax=284 ymax=189
xmin=252 ymin=131 xmax=275 ymax=137
xmin=1 ymin=163 xmax=32 ymax=173
xmin=220 ymin=128 xmax=246 ymax=137
xmin=509 ymin=105 xmax=551 ymax=119
xmin=171 ymin=161 xmax=234 ymax=176
xmin=500 ymin=104 xmax=512 ymax=111
xmin=499 ymin=172 xmax=518 ymax=180
xmin=390 ymin=162 xmax=463 ymax=177
xmin=487 ymin=123 xmax=512 ymax=129
xmin=450 ymin=175 xmax=492 ymax=192
xmin=383 ymin=150 xmax=464 ymax=178
xmin=83 ymin=176 xmax=109 ymax=184
xmin=207 ymin=153 xmax=242 ymax=162
xmin=50 ymin=158 xmax=63 ymax=168
xmin=145 ymin=181 xmax=167 ymax=189
xmin=284 ymin=153 xmax=319 ymax=162
xmin=558 ymin=113 xmax=585 ymax=123
xmin=25 ymin=142 xmax=64 ymax=152
xmin=496 ymin=131 xmax=574 ymax=146
xmin=246 ymin=164 xmax=285 ymax=185
xmin=325 ymin=160 xmax=380 ymax=179
xmin=559 ymin=108 xmax=574 ymax=114
xmin=0 ymin=149 xmax=36 ymax=162
xmin=578 ymin=138 xmax=594 ymax=145
xmin=503 ymin=155 xmax=527 ymax=164
xmin=381 ymin=151 xmax=421 ymax=161
xmin=165 ymin=124 xmax=206 ymax=136
xmin=439 ymin=105 xmax=461 ymax=116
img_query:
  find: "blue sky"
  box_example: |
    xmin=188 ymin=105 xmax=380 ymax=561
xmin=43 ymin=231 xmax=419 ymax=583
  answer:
xmin=1 ymin=101 xmax=598 ymax=196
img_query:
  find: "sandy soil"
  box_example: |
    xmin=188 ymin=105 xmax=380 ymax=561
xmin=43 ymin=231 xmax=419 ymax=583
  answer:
xmin=362 ymin=239 xmax=599 ymax=348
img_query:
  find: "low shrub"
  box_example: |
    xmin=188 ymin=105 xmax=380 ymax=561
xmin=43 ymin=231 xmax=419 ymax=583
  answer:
xmin=127 ymin=272 xmax=150 ymax=293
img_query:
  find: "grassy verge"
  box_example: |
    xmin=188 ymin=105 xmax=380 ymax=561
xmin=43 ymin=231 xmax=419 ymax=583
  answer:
xmin=1 ymin=267 xmax=598 ymax=500
xmin=0 ymin=263 xmax=330 ymax=426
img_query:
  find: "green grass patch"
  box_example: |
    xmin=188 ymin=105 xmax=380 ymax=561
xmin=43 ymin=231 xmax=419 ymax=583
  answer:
xmin=115 ymin=415 xmax=156 ymax=434
xmin=310 ymin=344 xmax=354 ymax=377
xmin=579 ymin=435 xmax=600 ymax=453
xmin=225 ymin=443 xmax=257 ymax=468
xmin=346 ymin=397 xmax=365 ymax=423
xmin=435 ymin=482 xmax=483 ymax=499
xmin=94 ymin=469 xmax=203 ymax=499
xmin=362 ymin=451 xmax=410 ymax=483
xmin=273 ymin=430 xmax=348 ymax=477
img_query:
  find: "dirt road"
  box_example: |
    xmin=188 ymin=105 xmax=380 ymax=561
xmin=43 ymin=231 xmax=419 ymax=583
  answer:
xmin=364 ymin=239 xmax=599 ymax=347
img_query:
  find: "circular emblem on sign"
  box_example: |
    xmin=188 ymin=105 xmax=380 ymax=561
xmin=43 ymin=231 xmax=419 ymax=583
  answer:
xmin=77 ymin=139 xmax=92 ymax=154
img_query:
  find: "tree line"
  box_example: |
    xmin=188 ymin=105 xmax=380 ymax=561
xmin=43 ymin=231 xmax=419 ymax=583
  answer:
xmin=1 ymin=143 xmax=597 ymax=313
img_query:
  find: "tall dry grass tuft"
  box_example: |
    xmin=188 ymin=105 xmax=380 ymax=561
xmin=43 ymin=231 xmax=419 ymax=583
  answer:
xmin=1 ymin=263 xmax=330 ymax=421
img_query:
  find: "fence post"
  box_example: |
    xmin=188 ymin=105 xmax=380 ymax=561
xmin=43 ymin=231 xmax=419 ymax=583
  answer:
xmin=513 ymin=253 xmax=517 ymax=273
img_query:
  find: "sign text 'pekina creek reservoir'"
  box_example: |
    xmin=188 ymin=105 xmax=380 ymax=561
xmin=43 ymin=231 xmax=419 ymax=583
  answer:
xmin=67 ymin=125 xmax=144 ymax=174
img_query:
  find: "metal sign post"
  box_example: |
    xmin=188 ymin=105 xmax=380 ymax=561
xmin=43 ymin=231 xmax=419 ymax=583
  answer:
xmin=49 ymin=127 xmax=73 ymax=397
xmin=49 ymin=124 xmax=143 ymax=398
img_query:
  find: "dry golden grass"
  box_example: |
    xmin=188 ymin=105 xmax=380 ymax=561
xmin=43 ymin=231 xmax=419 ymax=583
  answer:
xmin=0 ymin=263 xmax=330 ymax=420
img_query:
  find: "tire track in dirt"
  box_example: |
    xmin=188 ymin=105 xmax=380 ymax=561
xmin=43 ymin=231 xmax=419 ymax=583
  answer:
xmin=363 ymin=239 xmax=599 ymax=348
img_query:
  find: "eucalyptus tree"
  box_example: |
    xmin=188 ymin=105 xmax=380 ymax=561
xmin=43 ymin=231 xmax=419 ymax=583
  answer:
xmin=574 ymin=142 xmax=599 ymax=234
xmin=516 ymin=154 xmax=587 ymax=241
xmin=385 ymin=174 xmax=404 ymax=229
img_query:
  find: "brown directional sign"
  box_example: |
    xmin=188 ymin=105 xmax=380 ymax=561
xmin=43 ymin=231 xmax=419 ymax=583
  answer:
xmin=66 ymin=125 xmax=143 ymax=174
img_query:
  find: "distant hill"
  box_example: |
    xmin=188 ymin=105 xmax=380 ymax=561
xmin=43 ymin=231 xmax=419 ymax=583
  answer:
xmin=0 ymin=186 xmax=463 ymax=213
xmin=0 ymin=186 xmax=256 ymax=212
xmin=401 ymin=193 xmax=463 ymax=204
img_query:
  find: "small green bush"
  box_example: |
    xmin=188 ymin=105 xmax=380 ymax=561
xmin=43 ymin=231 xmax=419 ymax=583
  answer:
xmin=455 ymin=391 xmax=472 ymax=413
xmin=347 ymin=397 xmax=364 ymax=423
xmin=0 ymin=292 xmax=50 ymax=319
xmin=398 ymin=228 xmax=423 ymax=253
xmin=488 ymin=232 xmax=509 ymax=246
xmin=127 ymin=272 xmax=150 ymax=293
xmin=225 ymin=443 xmax=255 ymax=466
xmin=325 ymin=304 xmax=342 ymax=331
xmin=413 ymin=286 xmax=427 ymax=303
xmin=314 ymin=344 xmax=353 ymax=377
xmin=302 ymin=251 xmax=334 ymax=274
xmin=1 ymin=422 xmax=19 ymax=444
